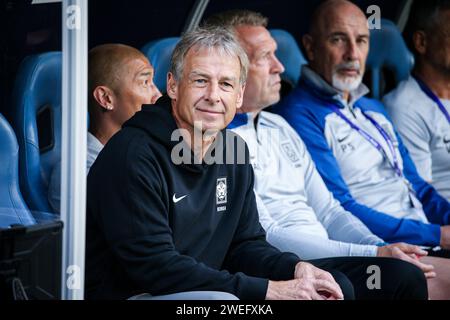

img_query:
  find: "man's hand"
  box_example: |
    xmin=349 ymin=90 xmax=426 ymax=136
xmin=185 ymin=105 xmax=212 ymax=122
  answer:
xmin=377 ymin=243 xmax=436 ymax=278
xmin=266 ymin=262 xmax=344 ymax=300
xmin=440 ymin=226 xmax=450 ymax=250
xmin=265 ymin=278 xmax=342 ymax=300
xmin=293 ymin=261 xmax=335 ymax=283
xmin=265 ymin=262 xmax=343 ymax=300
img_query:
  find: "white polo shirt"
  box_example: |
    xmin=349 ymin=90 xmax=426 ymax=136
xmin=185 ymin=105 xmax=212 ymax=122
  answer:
xmin=384 ymin=76 xmax=450 ymax=201
xmin=48 ymin=132 xmax=104 ymax=213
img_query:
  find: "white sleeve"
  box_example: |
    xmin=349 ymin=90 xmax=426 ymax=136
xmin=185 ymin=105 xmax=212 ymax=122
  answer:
xmin=254 ymin=190 xmax=379 ymax=260
xmin=385 ymin=97 xmax=433 ymax=182
xmin=288 ymin=127 xmax=384 ymax=247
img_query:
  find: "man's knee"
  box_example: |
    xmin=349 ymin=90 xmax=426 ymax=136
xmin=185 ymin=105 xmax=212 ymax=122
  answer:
xmin=129 ymin=291 xmax=239 ymax=300
xmin=328 ymin=270 xmax=355 ymax=300
xmin=204 ymin=292 xmax=239 ymax=300
xmin=380 ymin=258 xmax=428 ymax=300
xmin=165 ymin=291 xmax=239 ymax=300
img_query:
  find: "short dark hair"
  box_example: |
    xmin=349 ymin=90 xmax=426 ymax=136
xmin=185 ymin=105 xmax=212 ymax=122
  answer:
xmin=88 ymin=44 xmax=146 ymax=113
xmin=404 ymin=0 xmax=450 ymax=57
xmin=202 ymin=9 xmax=268 ymax=30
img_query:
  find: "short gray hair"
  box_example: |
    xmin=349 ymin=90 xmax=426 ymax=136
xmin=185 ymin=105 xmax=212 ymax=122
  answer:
xmin=169 ymin=27 xmax=249 ymax=85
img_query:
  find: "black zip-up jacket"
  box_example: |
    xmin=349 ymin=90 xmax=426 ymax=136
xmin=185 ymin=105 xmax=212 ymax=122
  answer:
xmin=85 ymin=96 xmax=300 ymax=300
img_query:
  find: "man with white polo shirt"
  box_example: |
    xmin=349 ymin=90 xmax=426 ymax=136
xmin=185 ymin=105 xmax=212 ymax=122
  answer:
xmin=47 ymin=44 xmax=162 ymax=213
xmin=384 ymin=0 xmax=450 ymax=201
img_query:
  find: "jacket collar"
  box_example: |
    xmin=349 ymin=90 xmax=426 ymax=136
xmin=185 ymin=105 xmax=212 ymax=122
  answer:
xmin=300 ymin=65 xmax=370 ymax=109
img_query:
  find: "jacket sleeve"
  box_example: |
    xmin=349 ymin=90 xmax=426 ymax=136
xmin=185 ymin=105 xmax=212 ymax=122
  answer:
xmin=222 ymin=160 xmax=301 ymax=282
xmin=286 ymin=108 xmax=441 ymax=246
xmin=256 ymin=191 xmax=379 ymax=260
xmin=397 ymin=131 xmax=450 ymax=226
xmin=95 ymin=140 xmax=269 ymax=300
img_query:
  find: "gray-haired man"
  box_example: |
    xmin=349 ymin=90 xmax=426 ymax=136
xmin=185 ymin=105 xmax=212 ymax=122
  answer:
xmin=85 ymin=27 xmax=351 ymax=300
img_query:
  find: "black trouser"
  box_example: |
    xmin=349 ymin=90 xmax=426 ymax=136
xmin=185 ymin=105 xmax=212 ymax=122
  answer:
xmin=427 ymin=248 xmax=450 ymax=259
xmin=310 ymin=257 xmax=428 ymax=300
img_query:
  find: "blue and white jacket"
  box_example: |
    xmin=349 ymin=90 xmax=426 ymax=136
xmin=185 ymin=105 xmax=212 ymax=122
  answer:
xmin=274 ymin=66 xmax=450 ymax=246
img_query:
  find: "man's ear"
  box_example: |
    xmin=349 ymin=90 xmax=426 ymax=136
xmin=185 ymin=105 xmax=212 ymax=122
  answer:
xmin=167 ymin=72 xmax=178 ymax=100
xmin=236 ymin=83 xmax=246 ymax=110
xmin=302 ymin=34 xmax=315 ymax=62
xmin=413 ymin=31 xmax=427 ymax=56
xmin=93 ymin=86 xmax=115 ymax=111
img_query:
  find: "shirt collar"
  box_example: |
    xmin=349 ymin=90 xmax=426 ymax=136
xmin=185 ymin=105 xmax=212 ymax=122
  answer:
xmin=301 ymin=65 xmax=370 ymax=108
xmin=229 ymin=111 xmax=261 ymax=130
xmin=87 ymin=132 xmax=104 ymax=154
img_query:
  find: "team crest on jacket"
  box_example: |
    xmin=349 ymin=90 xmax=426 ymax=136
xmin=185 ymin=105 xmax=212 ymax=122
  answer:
xmin=216 ymin=178 xmax=227 ymax=205
xmin=281 ymin=142 xmax=300 ymax=165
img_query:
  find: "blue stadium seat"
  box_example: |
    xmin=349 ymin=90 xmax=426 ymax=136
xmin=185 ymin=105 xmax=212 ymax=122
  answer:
xmin=270 ymin=29 xmax=307 ymax=89
xmin=0 ymin=113 xmax=36 ymax=228
xmin=142 ymin=32 xmax=306 ymax=93
xmin=367 ymin=19 xmax=414 ymax=99
xmin=141 ymin=37 xmax=180 ymax=93
xmin=10 ymin=52 xmax=62 ymax=217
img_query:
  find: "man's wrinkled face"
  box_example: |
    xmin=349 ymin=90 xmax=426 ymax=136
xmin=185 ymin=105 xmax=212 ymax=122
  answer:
xmin=113 ymin=56 xmax=162 ymax=124
xmin=168 ymin=47 xmax=245 ymax=134
xmin=304 ymin=5 xmax=370 ymax=92
xmin=235 ymin=25 xmax=285 ymax=112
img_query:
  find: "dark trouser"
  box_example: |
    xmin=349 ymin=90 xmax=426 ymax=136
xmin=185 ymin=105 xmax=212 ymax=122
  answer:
xmin=310 ymin=257 xmax=428 ymax=300
xmin=427 ymin=248 xmax=450 ymax=259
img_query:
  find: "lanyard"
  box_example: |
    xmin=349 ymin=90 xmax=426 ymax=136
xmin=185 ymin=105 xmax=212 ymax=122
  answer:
xmin=328 ymin=104 xmax=403 ymax=177
xmin=413 ymin=75 xmax=450 ymax=124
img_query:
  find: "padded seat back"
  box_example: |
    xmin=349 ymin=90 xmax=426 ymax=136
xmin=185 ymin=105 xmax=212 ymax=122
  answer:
xmin=10 ymin=52 xmax=62 ymax=215
xmin=0 ymin=113 xmax=36 ymax=227
xmin=367 ymin=19 xmax=414 ymax=99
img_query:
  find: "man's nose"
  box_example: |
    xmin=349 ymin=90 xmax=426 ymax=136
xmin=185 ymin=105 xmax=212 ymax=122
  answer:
xmin=153 ymin=85 xmax=162 ymax=98
xmin=271 ymin=54 xmax=285 ymax=74
xmin=205 ymin=82 xmax=220 ymax=104
xmin=344 ymin=40 xmax=359 ymax=62
xmin=150 ymin=81 xmax=162 ymax=103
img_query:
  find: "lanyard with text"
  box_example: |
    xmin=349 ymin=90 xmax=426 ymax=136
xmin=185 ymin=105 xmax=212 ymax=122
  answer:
xmin=414 ymin=75 xmax=450 ymax=124
xmin=328 ymin=104 xmax=403 ymax=178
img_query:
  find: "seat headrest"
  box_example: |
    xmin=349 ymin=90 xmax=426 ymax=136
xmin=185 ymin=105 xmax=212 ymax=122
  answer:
xmin=367 ymin=19 xmax=414 ymax=99
xmin=141 ymin=37 xmax=180 ymax=93
xmin=10 ymin=52 xmax=62 ymax=214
